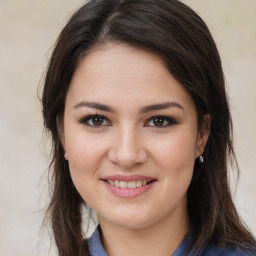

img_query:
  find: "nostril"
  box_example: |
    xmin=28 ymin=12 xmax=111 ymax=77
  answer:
xmin=108 ymin=145 xmax=147 ymax=168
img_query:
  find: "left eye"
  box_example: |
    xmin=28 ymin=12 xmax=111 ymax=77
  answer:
xmin=145 ymin=116 xmax=177 ymax=127
xmin=79 ymin=115 xmax=111 ymax=127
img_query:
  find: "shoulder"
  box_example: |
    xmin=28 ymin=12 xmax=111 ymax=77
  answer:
xmin=203 ymin=244 xmax=256 ymax=256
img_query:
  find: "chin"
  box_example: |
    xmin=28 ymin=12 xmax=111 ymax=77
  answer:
xmin=98 ymin=208 xmax=159 ymax=230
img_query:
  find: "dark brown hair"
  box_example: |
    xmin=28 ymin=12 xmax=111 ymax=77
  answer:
xmin=41 ymin=0 xmax=256 ymax=255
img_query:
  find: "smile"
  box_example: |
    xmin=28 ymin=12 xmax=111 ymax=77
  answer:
xmin=102 ymin=175 xmax=157 ymax=198
xmin=106 ymin=179 xmax=149 ymax=188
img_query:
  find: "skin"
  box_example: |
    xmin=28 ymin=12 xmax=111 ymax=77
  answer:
xmin=61 ymin=43 xmax=210 ymax=256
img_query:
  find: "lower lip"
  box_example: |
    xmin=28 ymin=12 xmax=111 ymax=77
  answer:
xmin=103 ymin=181 xmax=156 ymax=198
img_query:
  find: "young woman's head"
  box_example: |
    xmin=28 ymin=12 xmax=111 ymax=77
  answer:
xmin=42 ymin=0 xmax=256 ymax=255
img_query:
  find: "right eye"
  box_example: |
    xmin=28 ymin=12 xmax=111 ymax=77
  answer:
xmin=79 ymin=115 xmax=111 ymax=127
xmin=144 ymin=115 xmax=178 ymax=128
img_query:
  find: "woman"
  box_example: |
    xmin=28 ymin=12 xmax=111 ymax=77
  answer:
xmin=41 ymin=0 xmax=256 ymax=255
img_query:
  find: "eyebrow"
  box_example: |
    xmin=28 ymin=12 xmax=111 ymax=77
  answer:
xmin=73 ymin=101 xmax=184 ymax=113
xmin=73 ymin=101 xmax=115 ymax=112
xmin=139 ymin=102 xmax=184 ymax=113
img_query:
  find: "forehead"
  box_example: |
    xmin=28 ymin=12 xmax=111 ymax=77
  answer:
xmin=66 ymin=43 xmax=195 ymax=112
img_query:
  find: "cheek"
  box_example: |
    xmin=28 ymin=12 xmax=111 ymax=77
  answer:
xmin=152 ymin=133 xmax=196 ymax=206
xmin=65 ymin=133 xmax=107 ymax=206
xmin=65 ymin=127 xmax=107 ymax=177
xmin=151 ymin=131 xmax=197 ymax=170
xmin=150 ymin=131 xmax=196 ymax=198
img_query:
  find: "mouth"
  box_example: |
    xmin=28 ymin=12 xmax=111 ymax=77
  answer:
xmin=101 ymin=175 xmax=157 ymax=198
xmin=102 ymin=179 xmax=156 ymax=189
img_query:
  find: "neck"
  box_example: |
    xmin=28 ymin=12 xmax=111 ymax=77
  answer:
xmin=98 ymin=207 xmax=189 ymax=256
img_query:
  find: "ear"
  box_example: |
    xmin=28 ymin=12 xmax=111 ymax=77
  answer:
xmin=195 ymin=114 xmax=211 ymax=158
xmin=56 ymin=115 xmax=68 ymax=160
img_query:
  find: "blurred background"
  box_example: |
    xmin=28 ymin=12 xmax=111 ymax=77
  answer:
xmin=0 ymin=0 xmax=255 ymax=255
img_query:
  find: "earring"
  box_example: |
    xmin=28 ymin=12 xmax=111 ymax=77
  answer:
xmin=199 ymin=155 xmax=204 ymax=163
xmin=64 ymin=152 xmax=68 ymax=158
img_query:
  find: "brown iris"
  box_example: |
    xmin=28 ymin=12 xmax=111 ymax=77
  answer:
xmin=92 ymin=116 xmax=104 ymax=126
xmin=153 ymin=117 xmax=165 ymax=126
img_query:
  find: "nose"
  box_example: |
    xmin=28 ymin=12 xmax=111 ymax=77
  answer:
xmin=108 ymin=124 xmax=147 ymax=169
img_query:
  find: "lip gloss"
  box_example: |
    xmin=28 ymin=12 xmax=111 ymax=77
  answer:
xmin=103 ymin=181 xmax=155 ymax=198
xmin=101 ymin=174 xmax=157 ymax=198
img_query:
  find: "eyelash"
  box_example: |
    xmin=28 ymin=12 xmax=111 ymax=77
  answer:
xmin=79 ymin=114 xmax=178 ymax=128
xmin=79 ymin=115 xmax=112 ymax=128
xmin=145 ymin=115 xmax=178 ymax=128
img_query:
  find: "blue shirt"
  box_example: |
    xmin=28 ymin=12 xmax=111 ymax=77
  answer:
xmin=87 ymin=226 xmax=255 ymax=256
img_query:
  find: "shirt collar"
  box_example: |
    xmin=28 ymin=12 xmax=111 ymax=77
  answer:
xmin=88 ymin=226 xmax=108 ymax=256
xmin=88 ymin=225 xmax=188 ymax=256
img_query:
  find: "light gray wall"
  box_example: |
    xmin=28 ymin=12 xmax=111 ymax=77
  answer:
xmin=0 ymin=1 xmax=255 ymax=255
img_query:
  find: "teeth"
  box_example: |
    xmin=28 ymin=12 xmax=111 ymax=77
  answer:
xmin=136 ymin=180 xmax=142 ymax=188
xmin=128 ymin=181 xmax=136 ymax=189
xmin=107 ymin=179 xmax=149 ymax=188
xmin=120 ymin=181 xmax=127 ymax=188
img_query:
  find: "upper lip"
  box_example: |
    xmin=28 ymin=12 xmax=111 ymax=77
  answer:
xmin=101 ymin=174 xmax=157 ymax=182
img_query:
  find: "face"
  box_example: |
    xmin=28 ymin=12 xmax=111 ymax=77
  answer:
xmin=62 ymin=44 xmax=209 ymax=230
